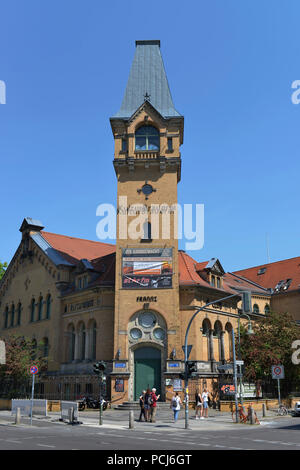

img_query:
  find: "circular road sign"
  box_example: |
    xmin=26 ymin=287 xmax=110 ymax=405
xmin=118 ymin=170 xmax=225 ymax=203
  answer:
xmin=272 ymin=365 xmax=284 ymax=379
xmin=30 ymin=365 xmax=38 ymax=375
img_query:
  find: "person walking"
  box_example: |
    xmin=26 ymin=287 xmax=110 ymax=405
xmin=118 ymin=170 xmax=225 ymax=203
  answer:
xmin=138 ymin=390 xmax=146 ymax=422
xmin=150 ymin=388 xmax=160 ymax=423
xmin=202 ymin=388 xmax=210 ymax=418
xmin=171 ymin=392 xmax=182 ymax=422
xmin=144 ymin=388 xmax=152 ymax=422
xmin=195 ymin=389 xmax=203 ymax=419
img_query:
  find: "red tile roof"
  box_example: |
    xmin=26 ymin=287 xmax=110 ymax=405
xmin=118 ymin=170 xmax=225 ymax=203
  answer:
xmin=41 ymin=231 xmax=115 ymax=265
xmin=38 ymin=232 xmax=269 ymax=295
xmin=234 ymin=256 xmax=300 ymax=292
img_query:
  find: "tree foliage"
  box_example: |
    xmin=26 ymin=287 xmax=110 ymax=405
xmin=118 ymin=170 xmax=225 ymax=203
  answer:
xmin=0 ymin=261 xmax=7 ymax=281
xmin=0 ymin=335 xmax=47 ymax=382
xmin=239 ymin=310 xmax=300 ymax=384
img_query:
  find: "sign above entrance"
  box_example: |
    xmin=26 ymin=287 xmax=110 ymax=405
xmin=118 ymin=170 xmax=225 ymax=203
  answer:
xmin=122 ymin=248 xmax=173 ymax=289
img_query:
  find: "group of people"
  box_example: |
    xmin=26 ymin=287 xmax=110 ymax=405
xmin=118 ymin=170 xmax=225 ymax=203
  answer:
xmin=139 ymin=387 xmax=211 ymax=423
xmin=139 ymin=388 xmax=160 ymax=422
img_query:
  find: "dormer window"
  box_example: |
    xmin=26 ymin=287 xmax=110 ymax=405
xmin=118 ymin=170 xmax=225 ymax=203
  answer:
xmin=135 ymin=125 xmax=159 ymax=151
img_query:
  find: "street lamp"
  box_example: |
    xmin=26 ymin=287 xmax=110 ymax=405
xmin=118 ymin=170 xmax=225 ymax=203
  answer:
xmin=237 ymin=310 xmax=254 ymax=406
xmin=183 ymin=292 xmax=240 ymax=429
xmin=183 ymin=290 xmax=254 ymax=429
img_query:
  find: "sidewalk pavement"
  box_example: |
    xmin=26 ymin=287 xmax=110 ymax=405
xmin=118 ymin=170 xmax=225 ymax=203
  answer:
xmin=0 ymin=407 xmax=283 ymax=432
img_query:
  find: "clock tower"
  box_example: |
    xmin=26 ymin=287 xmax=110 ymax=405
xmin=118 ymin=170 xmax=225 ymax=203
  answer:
xmin=110 ymin=40 xmax=184 ymax=401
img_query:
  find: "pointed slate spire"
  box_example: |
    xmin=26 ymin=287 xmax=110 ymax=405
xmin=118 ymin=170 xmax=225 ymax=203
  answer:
xmin=112 ymin=40 xmax=182 ymax=119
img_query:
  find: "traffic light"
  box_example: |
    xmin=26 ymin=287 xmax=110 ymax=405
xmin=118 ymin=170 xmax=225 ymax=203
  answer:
xmin=242 ymin=291 xmax=251 ymax=313
xmin=93 ymin=360 xmax=106 ymax=376
xmin=186 ymin=361 xmax=197 ymax=378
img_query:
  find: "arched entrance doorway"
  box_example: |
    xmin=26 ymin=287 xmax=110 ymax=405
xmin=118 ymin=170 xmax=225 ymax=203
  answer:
xmin=134 ymin=347 xmax=161 ymax=401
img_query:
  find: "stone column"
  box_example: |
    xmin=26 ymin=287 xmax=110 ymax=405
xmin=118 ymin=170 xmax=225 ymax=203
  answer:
xmin=220 ymin=331 xmax=225 ymax=362
xmin=208 ymin=329 xmax=214 ymax=361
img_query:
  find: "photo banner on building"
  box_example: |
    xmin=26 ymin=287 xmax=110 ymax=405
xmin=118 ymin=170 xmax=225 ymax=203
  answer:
xmin=122 ymin=248 xmax=173 ymax=289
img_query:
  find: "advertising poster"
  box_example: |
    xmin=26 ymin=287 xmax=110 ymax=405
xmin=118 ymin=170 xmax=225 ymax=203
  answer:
xmin=122 ymin=248 xmax=173 ymax=289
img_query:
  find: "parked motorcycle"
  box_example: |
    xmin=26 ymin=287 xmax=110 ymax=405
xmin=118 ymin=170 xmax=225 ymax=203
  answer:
xmin=78 ymin=396 xmax=108 ymax=411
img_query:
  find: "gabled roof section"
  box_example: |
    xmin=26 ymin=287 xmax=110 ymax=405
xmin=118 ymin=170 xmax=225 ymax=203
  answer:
xmin=34 ymin=231 xmax=115 ymax=266
xmin=178 ymin=251 xmax=235 ymax=294
xmin=111 ymin=40 xmax=182 ymax=120
xmin=234 ymin=256 xmax=300 ymax=292
xmin=223 ymin=272 xmax=270 ymax=296
xmin=20 ymin=217 xmax=44 ymax=233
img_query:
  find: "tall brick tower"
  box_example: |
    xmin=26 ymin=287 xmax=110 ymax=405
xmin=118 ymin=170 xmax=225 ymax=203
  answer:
xmin=110 ymin=40 xmax=184 ymax=401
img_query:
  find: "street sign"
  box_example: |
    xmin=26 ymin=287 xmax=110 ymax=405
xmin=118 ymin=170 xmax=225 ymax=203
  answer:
xmin=182 ymin=345 xmax=193 ymax=359
xmin=30 ymin=365 xmax=38 ymax=375
xmin=272 ymin=365 xmax=284 ymax=380
xmin=236 ymin=360 xmax=244 ymax=366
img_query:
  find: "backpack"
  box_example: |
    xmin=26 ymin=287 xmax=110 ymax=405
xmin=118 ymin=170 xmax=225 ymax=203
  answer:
xmin=148 ymin=395 xmax=153 ymax=405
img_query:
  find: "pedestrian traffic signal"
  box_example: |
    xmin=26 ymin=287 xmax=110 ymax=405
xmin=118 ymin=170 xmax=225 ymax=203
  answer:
xmin=186 ymin=361 xmax=197 ymax=378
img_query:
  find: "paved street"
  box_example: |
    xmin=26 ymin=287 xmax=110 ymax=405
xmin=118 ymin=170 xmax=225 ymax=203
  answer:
xmin=0 ymin=407 xmax=300 ymax=451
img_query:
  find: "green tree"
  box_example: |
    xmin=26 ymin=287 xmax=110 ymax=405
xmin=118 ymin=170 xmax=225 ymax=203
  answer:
xmin=0 ymin=335 xmax=48 ymax=398
xmin=0 ymin=261 xmax=7 ymax=281
xmin=239 ymin=310 xmax=300 ymax=395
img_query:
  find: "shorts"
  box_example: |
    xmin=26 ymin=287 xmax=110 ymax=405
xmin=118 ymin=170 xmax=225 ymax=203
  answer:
xmin=196 ymin=403 xmax=203 ymax=407
xmin=144 ymin=404 xmax=150 ymax=410
xmin=203 ymin=401 xmax=208 ymax=409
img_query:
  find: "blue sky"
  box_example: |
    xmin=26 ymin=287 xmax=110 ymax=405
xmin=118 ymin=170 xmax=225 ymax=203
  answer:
xmin=1 ymin=0 xmax=299 ymax=272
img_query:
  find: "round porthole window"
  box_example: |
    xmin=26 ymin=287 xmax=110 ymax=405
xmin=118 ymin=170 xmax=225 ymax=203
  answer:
xmin=153 ymin=328 xmax=165 ymax=341
xmin=130 ymin=328 xmax=142 ymax=340
xmin=138 ymin=312 xmax=157 ymax=329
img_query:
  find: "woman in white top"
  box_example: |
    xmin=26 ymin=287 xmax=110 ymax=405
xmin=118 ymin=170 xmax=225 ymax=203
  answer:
xmin=171 ymin=392 xmax=182 ymax=422
xmin=202 ymin=388 xmax=210 ymax=418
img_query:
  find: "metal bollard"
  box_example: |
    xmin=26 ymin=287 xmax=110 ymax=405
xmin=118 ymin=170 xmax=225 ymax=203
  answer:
xmin=249 ymin=406 xmax=255 ymax=424
xmin=129 ymin=410 xmax=134 ymax=429
xmin=262 ymin=403 xmax=266 ymax=417
xmin=15 ymin=407 xmax=21 ymax=425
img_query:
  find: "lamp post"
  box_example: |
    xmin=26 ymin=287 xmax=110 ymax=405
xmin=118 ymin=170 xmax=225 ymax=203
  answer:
xmin=237 ymin=310 xmax=254 ymax=405
xmin=183 ymin=290 xmax=253 ymax=429
xmin=183 ymin=293 xmax=239 ymax=430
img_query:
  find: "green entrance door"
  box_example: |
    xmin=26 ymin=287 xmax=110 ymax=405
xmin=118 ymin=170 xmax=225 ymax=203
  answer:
xmin=134 ymin=347 xmax=161 ymax=401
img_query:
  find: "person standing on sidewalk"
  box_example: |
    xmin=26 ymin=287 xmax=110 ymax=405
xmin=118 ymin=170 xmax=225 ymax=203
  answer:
xmin=195 ymin=389 xmax=204 ymax=419
xmin=144 ymin=388 xmax=152 ymax=422
xmin=150 ymin=388 xmax=160 ymax=423
xmin=202 ymin=388 xmax=210 ymax=418
xmin=171 ymin=392 xmax=182 ymax=422
xmin=138 ymin=390 xmax=146 ymax=422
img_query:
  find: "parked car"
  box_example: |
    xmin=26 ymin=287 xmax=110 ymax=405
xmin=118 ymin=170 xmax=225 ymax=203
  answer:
xmin=292 ymin=401 xmax=300 ymax=417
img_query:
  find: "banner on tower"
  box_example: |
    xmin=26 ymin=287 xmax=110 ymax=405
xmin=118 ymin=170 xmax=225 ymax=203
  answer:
xmin=122 ymin=248 xmax=173 ymax=289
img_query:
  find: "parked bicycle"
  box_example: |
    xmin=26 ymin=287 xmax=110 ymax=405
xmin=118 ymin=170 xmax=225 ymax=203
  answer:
xmin=277 ymin=404 xmax=288 ymax=416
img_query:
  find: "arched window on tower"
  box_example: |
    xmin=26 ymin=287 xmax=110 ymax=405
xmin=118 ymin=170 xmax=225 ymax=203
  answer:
xmin=135 ymin=125 xmax=159 ymax=151
xmin=142 ymin=221 xmax=152 ymax=241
